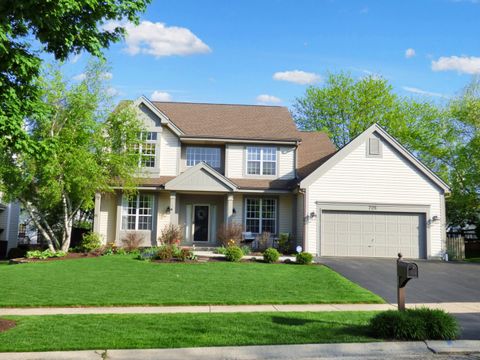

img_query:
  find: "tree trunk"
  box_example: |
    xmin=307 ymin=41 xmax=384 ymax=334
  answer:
xmin=60 ymin=194 xmax=73 ymax=252
xmin=21 ymin=201 xmax=57 ymax=252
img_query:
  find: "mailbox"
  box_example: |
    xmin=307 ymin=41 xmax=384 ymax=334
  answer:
xmin=397 ymin=261 xmax=418 ymax=288
xmin=396 ymin=253 xmax=419 ymax=311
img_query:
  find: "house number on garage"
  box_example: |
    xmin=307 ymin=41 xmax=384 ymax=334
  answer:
xmin=368 ymin=205 xmax=377 ymax=211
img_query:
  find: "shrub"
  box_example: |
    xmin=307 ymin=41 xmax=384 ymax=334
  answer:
xmin=217 ymin=222 xmax=243 ymax=247
xmin=277 ymin=233 xmax=291 ymax=253
xmin=225 ymin=246 xmax=243 ymax=262
xmin=26 ymin=249 xmax=67 ymax=259
xmin=177 ymin=248 xmax=197 ymax=261
xmin=296 ymin=252 xmax=313 ymax=265
xmin=157 ymin=245 xmax=174 ymax=260
xmin=256 ymin=232 xmax=271 ymax=251
xmin=263 ymin=247 xmax=280 ymax=263
xmin=121 ymin=232 xmax=144 ymax=252
xmin=369 ymin=308 xmax=459 ymax=340
xmin=240 ymin=245 xmax=251 ymax=255
xmin=101 ymin=242 xmax=118 ymax=256
xmin=80 ymin=232 xmax=102 ymax=252
xmin=215 ymin=246 xmax=227 ymax=255
xmin=158 ymin=224 xmax=183 ymax=245
xmin=136 ymin=247 xmax=159 ymax=261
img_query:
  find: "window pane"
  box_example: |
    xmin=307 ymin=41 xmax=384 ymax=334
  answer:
xmin=262 ymin=219 xmax=275 ymax=234
xmin=246 ymin=219 xmax=260 ymax=233
xmin=186 ymin=147 xmax=221 ymax=169
xmin=247 ymin=161 xmax=260 ymax=175
xmin=262 ymin=161 xmax=276 ymax=175
xmin=247 ymin=147 xmax=261 ymax=161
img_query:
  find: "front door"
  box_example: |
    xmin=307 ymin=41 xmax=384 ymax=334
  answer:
xmin=193 ymin=205 xmax=209 ymax=242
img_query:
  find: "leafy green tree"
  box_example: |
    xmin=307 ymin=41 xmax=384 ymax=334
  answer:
xmin=0 ymin=62 xmax=143 ymax=252
xmin=0 ymin=0 xmax=150 ymax=154
xmin=293 ymin=72 xmax=455 ymax=178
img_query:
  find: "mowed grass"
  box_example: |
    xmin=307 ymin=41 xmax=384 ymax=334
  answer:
xmin=0 ymin=256 xmax=384 ymax=307
xmin=0 ymin=312 xmax=379 ymax=352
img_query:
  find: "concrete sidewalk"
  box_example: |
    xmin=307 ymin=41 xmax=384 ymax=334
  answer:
xmin=1 ymin=302 xmax=480 ymax=316
xmin=0 ymin=341 xmax=479 ymax=360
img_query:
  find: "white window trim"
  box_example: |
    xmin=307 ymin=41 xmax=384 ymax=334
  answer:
xmin=245 ymin=146 xmax=278 ymax=176
xmin=244 ymin=197 xmax=277 ymax=235
xmin=138 ymin=131 xmax=157 ymax=168
xmin=121 ymin=194 xmax=154 ymax=230
xmin=186 ymin=146 xmax=221 ymax=169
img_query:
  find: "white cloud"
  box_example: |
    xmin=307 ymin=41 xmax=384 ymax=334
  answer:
xmin=103 ymin=20 xmax=211 ymax=57
xmin=273 ymin=70 xmax=321 ymax=85
xmin=431 ymin=56 xmax=480 ymax=74
xmin=106 ymin=87 xmax=121 ymax=97
xmin=70 ymin=53 xmax=82 ymax=64
xmin=72 ymin=73 xmax=86 ymax=81
xmin=256 ymin=94 xmax=282 ymax=105
xmin=405 ymin=48 xmax=416 ymax=59
xmin=150 ymin=91 xmax=173 ymax=102
xmin=402 ymin=86 xmax=447 ymax=98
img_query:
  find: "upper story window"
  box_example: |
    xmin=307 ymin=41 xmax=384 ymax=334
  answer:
xmin=186 ymin=147 xmax=221 ymax=169
xmin=246 ymin=147 xmax=277 ymax=176
xmin=121 ymin=194 xmax=154 ymax=230
xmin=137 ymin=132 xmax=157 ymax=168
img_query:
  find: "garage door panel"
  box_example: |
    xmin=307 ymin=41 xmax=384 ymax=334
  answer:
xmin=321 ymin=210 xmax=426 ymax=259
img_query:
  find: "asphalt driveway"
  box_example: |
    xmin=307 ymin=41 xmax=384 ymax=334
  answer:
xmin=318 ymin=257 xmax=480 ymax=340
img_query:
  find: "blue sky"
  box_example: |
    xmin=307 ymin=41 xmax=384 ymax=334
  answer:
xmin=66 ymin=0 xmax=480 ymax=107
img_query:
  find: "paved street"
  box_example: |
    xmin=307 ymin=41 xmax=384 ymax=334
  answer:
xmin=319 ymin=257 xmax=480 ymax=339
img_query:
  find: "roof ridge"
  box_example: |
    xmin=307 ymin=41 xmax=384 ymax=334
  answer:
xmin=151 ymin=100 xmax=286 ymax=108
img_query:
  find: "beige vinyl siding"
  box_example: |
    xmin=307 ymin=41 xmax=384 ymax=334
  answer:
xmin=278 ymin=194 xmax=294 ymax=234
xmin=231 ymin=194 xmax=244 ymax=224
xmin=305 ymin=135 xmax=444 ymax=257
xmin=159 ymin=126 xmax=180 ymax=176
xmin=296 ymin=193 xmax=305 ymax=247
xmin=156 ymin=192 xmax=171 ymax=241
xmin=278 ymin=146 xmax=296 ymax=180
xmin=99 ymin=193 xmax=117 ymax=244
xmin=225 ymin=144 xmax=243 ymax=178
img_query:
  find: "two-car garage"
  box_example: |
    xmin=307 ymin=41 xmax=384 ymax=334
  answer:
xmin=320 ymin=210 xmax=427 ymax=259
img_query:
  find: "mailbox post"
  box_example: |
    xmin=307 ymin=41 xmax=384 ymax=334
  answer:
xmin=396 ymin=253 xmax=418 ymax=311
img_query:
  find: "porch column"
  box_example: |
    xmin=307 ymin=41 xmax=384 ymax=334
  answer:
xmin=93 ymin=192 xmax=101 ymax=234
xmin=170 ymin=191 xmax=178 ymax=225
xmin=226 ymin=194 xmax=234 ymax=223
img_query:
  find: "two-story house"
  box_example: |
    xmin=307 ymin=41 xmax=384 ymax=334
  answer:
xmin=93 ymin=97 xmax=450 ymax=259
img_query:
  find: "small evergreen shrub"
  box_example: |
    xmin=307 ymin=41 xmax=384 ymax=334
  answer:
xmin=263 ymin=247 xmax=280 ymax=263
xmin=369 ymin=308 xmax=459 ymax=340
xmin=296 ymin=252 xmax=313 ymax=265
xmin=136 ymin=247 xmax=159 ymax=261
xmin=215 ymin=246 xmax=227 ymax=255
xmin=225 ymin=246 xmax=243 ymax=262
xmin=240 ymin=245 xmax=251 ymax=255
xmin=80 ymin=232 xmax=102 ymax=252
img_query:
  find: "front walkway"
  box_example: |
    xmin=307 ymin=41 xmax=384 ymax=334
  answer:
xmin=2 ymin=302 xmax=480 ymax=316
xmin=1 ymin=341 xmax=479 ymax=360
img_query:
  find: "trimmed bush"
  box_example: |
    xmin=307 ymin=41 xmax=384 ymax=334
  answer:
xmin=296 ymin=252 xmax=313 ymax=265
xmin=225 ymin=246 xmax=243 ymax=262
xmin=369 ymin=308 xmax=459 ymax=340
xmin=263 ymin=247 xmax=280 ymax=263
xmin=80 ymin=232 xmax=102 ymax=252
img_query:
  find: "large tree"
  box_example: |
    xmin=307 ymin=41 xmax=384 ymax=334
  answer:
xmin=0 ymin=0 xmax=150 ymax=154
xmin=0 ymin=62 xmax=143 ymax=252
xmin=293 ymin=72 xmax=455 ymax=179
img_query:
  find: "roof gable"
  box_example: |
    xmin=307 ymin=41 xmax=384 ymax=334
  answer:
xmin=300 ymin=124 xmax=450 ymax=192
xmin=164 ymin=162 xmax=237 ymax=192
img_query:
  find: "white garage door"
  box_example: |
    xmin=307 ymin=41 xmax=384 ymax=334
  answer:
xmin=321 ymin=211 xmax=426 ymax=258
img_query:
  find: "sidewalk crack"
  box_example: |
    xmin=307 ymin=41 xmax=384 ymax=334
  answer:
xmin=424 ymin=340 xmax=436 ymax=354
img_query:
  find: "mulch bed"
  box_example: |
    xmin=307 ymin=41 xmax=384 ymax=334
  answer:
xmin=0 ymin=319 xmax=16 ymax=333
xmin=10 ymin=252 xmax=100 ymax=264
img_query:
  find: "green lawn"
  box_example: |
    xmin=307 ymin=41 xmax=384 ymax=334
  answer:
xmin=0 ymin=256 xmax=383 ymax=307
xmin=0 ymin=312 xmax=379 ymax=352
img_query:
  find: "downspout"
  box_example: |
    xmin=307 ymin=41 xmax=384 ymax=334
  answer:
xmin=299 ymin=188 xmax=307 ymax=252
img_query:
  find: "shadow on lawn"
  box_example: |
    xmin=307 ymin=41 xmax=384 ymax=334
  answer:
xmin=270 ymin=316 xmax=371 ymax=337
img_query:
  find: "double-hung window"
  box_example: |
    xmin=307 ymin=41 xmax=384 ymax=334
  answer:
xmin=121 ymin=194 xmax=154 ymax=230
xmin=137 ymin=132 xmax=157 ymax=168
xmin=186 ymin=147 xmax=221 ymax=169
xmin=246 ymin=147 xmax=277 ymax=175
xmin=245 ymin=198 xmax=277 ymax=234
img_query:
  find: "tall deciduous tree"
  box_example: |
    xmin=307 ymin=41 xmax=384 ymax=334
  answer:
xmin=0 ymin=62 xmax=143 ymax=252
xmin=0 ymin=0 xmax=150 ymax=154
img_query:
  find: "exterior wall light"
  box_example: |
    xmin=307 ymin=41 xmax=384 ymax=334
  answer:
xmin=310 ymin=211 xmax=317 ymax=218
xmin=166 ymin=206 xmax=171 ymax=214
xmin=232 ymin=208 xmax=237 ymax=215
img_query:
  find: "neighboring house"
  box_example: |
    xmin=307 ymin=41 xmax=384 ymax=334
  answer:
xmin=0 ymin=195 xmax=20 ymax=258
xmin=94 ymin=97 xmax=450 ymax=259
